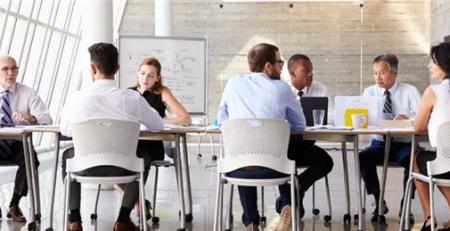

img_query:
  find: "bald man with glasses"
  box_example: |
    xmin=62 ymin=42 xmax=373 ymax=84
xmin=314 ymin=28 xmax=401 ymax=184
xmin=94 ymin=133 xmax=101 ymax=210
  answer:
xmin=0 ymin=55 xmax=52 ymax=223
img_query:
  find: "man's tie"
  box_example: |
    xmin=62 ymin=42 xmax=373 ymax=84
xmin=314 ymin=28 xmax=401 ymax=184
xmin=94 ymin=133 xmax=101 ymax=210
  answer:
xmin=0 ymin=90 xmax=13 ymax=159
xmin=383 ymin=90 xmax=393 ymax=117
xmin=1 ymin=90 xmax=13 ymax=124
xmin=298 ymin=90 xmax=304 ymax=98
xmin=382 ymin=90 xmax=393 ymax=142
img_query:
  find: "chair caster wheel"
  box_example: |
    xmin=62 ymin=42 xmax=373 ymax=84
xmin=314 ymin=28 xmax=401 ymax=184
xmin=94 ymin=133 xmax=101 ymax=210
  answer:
xmin=185 ymin=213 xmax=193 ymax=222
xmin=354 ymin=214 xmax=359 ymax=226
xmin=90 ymin=213 xmax=97 ymax=220
xmin=343 ymin=213 xmax=351 ymax=224
xmin=324 ymin=215 xmax=331 ymax=223
xmin=35 ymin=214 xmax=41 ymax=222
xmin=313 ymin=208 xmax=320 ymax=215
xmin=152 ymin=216 xmax=160 ymax=224
xmin=28 ymin=222 xmax=36 ymax=231
xmin=45 ymin=228 xmax=53 ymax=231
xmin=176 ymin=229 xmax=185 ymax=231
xmin=225 ymin=229 xmax=232 ymax=231
xmin=378 ymin=215 xmax=386 ymax=225
xmin=7 ymin=212 xmax=11 ymax=218
xmin=212 ymin=155 xmax=217 ymax=161
xmin=362 ymin=207 xmax=366 ymax=214
xmin=260 ymin=216 xmax=266 ymax=224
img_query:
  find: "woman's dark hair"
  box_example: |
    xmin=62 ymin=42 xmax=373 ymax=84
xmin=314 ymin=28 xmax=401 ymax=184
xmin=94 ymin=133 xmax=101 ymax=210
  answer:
xmin=135 ymin=57 xmax=164 ymax=92
xmin=430 ymin=42 xmax=450 ymax=79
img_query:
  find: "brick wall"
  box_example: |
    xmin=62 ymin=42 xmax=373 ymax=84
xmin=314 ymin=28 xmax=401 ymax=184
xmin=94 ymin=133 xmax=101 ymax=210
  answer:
xmin=121 ymin=0 xmax=430 ymax=120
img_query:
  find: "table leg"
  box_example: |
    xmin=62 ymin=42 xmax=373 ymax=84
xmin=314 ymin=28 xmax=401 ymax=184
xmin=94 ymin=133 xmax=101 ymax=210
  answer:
xmin=378 ymin=133 xmax=391 ymax=222
xmin=22 ymin=134 xmax=36 ymax=226
xmin=181 ymin=134 xmax=193 ymax=222
xmin=47 ymin=133 xmax=60 ymax=230
xmin=341 ymin=142 xmax=351 ymax=223
xmin=404 ymin=135 xmax=416 ymax=230
xmin=175 ymin=134 xmax=186 ymax=230
xmin=27 ymin=135 xmax=41 ymax=222
xmin=353 ymin=135 xmax=364 ymax=231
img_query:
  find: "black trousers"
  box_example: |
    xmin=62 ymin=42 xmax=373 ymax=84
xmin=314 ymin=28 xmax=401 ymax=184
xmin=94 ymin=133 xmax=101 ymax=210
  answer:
xmin=0 ymin=140 xmax=39 ymax=197
xmin=288 ymin=137 xmax=334 ymax=193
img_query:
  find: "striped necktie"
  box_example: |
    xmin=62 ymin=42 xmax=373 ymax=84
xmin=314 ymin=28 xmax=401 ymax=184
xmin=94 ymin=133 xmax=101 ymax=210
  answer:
xmin=1 ymin=90 xmax=13 ymax=124
xmin=0 ymin=90 xmax=13 ymax=159
xmin=383 ymin=90 xmax=393 ymax=116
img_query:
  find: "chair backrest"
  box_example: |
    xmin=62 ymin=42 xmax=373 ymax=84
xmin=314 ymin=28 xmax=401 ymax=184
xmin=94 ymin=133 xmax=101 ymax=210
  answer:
xmin=430 ymin=121 xmax=450 ymax=175
xmin=300 ymin=97 xmax=328 ymax=126
xmin=67 ymin=119 xmax=142 ymax=173
xmin=219 ymin=119 xmax=295 ymax=174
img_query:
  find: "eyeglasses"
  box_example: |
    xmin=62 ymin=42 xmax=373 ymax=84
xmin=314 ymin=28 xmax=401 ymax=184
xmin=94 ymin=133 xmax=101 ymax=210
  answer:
xmin=0 ymin=66 xmax=19 ymax=73
xmin=274 ymin=60 xmax=284 ymax=67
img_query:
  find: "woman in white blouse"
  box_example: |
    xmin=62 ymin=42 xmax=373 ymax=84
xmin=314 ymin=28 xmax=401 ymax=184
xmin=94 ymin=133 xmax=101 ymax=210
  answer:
xmin=414 ymin=42 xmax=450 ymax=231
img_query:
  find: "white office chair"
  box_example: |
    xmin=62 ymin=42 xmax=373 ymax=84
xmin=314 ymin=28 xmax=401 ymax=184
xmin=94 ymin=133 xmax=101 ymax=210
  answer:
xmin=62 ymin=119 xmax=147 ymax=231
xmin=213 ymin=119 xmax=299 ymax=231
xmin=400 ymin=121 xmax=450 ymax=231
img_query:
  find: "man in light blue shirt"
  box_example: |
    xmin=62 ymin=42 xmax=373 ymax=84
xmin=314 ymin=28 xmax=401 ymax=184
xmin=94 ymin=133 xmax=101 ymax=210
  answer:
xmin=218 ymin=43 xmax=333 ymax=231
xmin=359 ymin=53 xmax=421 ymax=222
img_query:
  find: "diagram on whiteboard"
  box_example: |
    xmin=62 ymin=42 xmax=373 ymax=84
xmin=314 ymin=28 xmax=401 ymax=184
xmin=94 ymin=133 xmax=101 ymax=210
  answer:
xmin=119 ymin=35 xmax=207 ymax=114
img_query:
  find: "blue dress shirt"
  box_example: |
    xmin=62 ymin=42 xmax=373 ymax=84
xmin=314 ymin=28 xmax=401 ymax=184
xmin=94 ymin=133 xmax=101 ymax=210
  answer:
xmin=363 ymin=81 xmax=421 ymax=142
xmin=217 ymin=73 xmax=306 ymax=131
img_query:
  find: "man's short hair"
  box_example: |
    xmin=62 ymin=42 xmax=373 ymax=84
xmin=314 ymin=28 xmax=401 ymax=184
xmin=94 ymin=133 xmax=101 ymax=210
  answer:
xmin=88 ymin=43 xmax=118 ymax=75
xmin=373 ymin=53 xmax=399 ymax=72
xmin=247 ymin=43 xmax=279 ymax=72
xmin=287 ymin=54 xmax=311 ymax=71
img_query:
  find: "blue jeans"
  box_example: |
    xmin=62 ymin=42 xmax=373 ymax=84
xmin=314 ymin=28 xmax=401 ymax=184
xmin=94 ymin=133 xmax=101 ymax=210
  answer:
xmin=226 ymin=167 xmax=291 ymax=226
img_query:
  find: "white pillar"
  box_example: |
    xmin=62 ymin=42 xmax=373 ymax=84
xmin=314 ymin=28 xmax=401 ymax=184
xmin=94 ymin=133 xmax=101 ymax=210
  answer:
xmin=82 ymin=0 xmax=113 ymax=44
xmin=80 ymin=0 xmax=114 ymax=88
xmin=155 ymin=0 xmax=172 ymax=36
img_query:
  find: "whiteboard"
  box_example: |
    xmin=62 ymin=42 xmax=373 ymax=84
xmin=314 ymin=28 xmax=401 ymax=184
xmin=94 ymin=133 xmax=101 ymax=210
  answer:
xmin=118 ymin=35 xmax=208 ymax=114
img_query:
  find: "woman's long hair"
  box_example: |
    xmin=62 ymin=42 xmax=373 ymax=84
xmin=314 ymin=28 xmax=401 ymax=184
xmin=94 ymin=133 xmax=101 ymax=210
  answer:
xmin=135 ymin=57 xmax=164 ymax=93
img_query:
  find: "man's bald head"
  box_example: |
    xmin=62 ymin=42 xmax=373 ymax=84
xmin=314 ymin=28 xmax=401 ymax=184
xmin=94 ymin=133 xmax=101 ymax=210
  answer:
xmin=0 ymin=55 xmax=18 ymax=90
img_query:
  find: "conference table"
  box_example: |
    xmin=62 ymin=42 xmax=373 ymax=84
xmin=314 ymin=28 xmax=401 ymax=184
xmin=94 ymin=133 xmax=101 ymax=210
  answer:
xmin=0 ymin=125 xmax=426 ymax=231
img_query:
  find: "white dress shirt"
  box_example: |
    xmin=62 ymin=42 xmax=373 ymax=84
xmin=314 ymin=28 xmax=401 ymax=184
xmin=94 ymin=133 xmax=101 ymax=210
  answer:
xmin=60 ymin=79 xmax=164 ymax=137
xmin=363 ymin=81 xmax=421 ymax=142
xmin=0 ymin=82 xmax=52 ymax=125
xmin=428 ymin=79 xmax=450 ymax=147
xmin=291 ymin=81 xmax=327 ymax=100
xmin=218 ymin=73 xmax=306 ymax=131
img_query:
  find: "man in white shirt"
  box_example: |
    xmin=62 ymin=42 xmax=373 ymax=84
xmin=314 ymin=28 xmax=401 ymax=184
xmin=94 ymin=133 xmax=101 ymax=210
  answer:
xmin=60 ymin=43 xmax=163 ymax=231
xmin=287 ymin=54 xmax=326 ymax=98
xmin=287 ymin=52 xmax=334 ymax=210
xmin=359 ymin=53 xmax=420 ymax=222
xmin=0 ymin=55 xmax=52 ymax=223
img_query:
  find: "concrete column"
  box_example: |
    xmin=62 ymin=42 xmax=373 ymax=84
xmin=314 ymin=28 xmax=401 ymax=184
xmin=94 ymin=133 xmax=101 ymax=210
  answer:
xmin=80 ymin=0 xmax=114 ymax=88
xmin=82 ymin=0 xmax=113 ymax=44
xmin=155 ymin=0 xmax=172 ymax=36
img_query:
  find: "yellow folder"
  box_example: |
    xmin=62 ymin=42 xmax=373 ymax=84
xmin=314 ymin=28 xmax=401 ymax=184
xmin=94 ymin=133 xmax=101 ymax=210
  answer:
xmin=344 ymin=108 xmax=368 ymax=128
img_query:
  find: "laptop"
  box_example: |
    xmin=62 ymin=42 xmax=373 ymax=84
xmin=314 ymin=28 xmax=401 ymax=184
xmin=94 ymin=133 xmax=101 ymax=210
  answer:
xmin=300 ymin=97 xmax=328 ymax=126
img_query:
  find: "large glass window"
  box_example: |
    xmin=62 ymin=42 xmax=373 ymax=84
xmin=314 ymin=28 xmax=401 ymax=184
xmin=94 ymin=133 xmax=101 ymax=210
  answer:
xmin=0 ymin=0 xmax=82 ymax=148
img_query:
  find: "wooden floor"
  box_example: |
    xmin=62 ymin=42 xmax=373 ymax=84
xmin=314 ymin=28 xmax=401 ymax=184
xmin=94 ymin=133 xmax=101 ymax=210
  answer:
xmin=0 ymin=143 xmax=448 ymax=231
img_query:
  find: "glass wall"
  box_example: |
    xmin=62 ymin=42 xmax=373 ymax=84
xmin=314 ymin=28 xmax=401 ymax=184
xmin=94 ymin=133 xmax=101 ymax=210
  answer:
xmin=0 ymin=0 xmax=82 ymax=147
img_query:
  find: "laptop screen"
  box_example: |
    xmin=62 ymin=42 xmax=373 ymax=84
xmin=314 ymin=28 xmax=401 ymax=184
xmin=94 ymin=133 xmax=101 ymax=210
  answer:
xmin=300 ymin=97 xmax=328 ymax=126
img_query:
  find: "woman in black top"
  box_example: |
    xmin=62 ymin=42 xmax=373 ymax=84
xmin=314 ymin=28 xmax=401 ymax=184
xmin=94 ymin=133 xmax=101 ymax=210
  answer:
xmin=127 ymin=57 xmax=191 ymax=219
